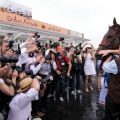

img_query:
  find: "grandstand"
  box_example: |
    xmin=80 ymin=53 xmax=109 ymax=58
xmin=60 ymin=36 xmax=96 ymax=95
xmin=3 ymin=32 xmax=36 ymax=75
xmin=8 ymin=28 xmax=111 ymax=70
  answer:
xmin=0 ymin=0 xmax=90 ymax=46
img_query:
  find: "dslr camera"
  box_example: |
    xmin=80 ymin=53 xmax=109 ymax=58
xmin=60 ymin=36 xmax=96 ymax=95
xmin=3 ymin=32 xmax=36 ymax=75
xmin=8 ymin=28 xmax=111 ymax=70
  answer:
xmin=0 ymin=55 xmax=18 ymax=67
xmin=12 ymin=64 xmax=33 ymax=76
xmin=74 ymin=48 xmax=80 ymax=56
xmin=33 ymin=32 xmax=40 ymax=38
xmin=9 ymin=40 xmax=14 ymax=48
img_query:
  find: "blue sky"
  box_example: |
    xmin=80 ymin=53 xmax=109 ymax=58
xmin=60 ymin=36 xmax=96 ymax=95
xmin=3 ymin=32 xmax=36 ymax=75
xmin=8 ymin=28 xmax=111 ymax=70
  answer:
xmin=8 ymin=0 xmax=120 ymax=47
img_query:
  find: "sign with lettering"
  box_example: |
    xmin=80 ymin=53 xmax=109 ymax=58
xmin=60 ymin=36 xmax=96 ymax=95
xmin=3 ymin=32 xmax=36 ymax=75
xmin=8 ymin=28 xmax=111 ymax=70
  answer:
xmin=0 ymin=11 xmax=69 ymax=35
xmin=0 ymin=11 xmax=83 ymax=37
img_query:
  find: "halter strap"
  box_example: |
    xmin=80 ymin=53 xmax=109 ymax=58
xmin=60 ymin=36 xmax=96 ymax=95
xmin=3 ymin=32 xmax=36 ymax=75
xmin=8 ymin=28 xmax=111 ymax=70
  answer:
xmin=99 ymin=44 xmax=109 ymax=49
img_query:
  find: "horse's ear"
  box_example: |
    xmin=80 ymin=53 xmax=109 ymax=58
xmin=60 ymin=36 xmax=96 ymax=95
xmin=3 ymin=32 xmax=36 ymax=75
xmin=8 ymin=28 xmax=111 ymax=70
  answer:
xmin=113 ymin=17 xmax=117 ymax=26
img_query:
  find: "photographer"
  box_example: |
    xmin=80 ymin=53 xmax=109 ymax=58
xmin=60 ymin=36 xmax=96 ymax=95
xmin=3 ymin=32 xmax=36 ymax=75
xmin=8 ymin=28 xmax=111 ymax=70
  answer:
xmin=0 ymin=39 xmax=19 ymax=116
xmin=29 ymin=52 xmax=44 ymax=75
xmin=0 ymin=66 xmax=18 ymax=96
xmin=68 ymin=47 xmax=82 ymax=95
xmin=0 ymin=40 xmax=10 ymax=67
xmin=0 ymin=65 xmax=18 ymax=117
xmin=48 ymin=52 xmax=57 ymax=97
xmin=30 ymin=55 xmax=52 ymax=117
xmin=55 ymin=46 xmax=72 ymax=101
xmin=16 ymin=42 xmax=39 ymax=67
xmin=15 ymin=32 xmax=40 ymax=68
xmin=38 ymin=56 xmax=51 ymax=94
xmin=7 ymin=76 xmax=40 ymax=120
xmin=25 ymin=32 xmax=40 ymax=43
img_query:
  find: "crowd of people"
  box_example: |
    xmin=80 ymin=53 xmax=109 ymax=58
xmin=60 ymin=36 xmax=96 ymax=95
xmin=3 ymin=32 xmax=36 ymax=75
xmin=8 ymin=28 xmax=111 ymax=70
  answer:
xmin=0 ymin=7 xmax=32 ymax=19
xmin=0 ymin=32 xmax=120 ymax=120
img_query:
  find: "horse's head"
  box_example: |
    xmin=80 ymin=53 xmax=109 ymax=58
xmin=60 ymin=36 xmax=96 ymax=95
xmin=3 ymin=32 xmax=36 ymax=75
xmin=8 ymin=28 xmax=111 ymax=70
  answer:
xmin=96 ymin=18 xmax=120 ymax=59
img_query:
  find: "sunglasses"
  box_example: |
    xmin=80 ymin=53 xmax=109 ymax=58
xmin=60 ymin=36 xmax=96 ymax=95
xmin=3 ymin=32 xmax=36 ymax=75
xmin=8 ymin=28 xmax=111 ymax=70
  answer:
xmin=87 ymin=47 xmax=92 ymax=49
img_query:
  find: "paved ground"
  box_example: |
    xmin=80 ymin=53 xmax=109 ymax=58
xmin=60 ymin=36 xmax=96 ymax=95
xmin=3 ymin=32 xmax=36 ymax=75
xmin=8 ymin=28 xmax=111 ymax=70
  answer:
xmin=41 ymin=79 xmax=105 ymax=120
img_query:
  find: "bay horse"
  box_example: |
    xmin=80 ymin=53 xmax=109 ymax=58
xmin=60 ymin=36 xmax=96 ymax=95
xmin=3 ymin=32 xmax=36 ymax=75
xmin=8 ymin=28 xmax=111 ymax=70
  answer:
xmin=96 ymin=18 xmax=120 ymax=60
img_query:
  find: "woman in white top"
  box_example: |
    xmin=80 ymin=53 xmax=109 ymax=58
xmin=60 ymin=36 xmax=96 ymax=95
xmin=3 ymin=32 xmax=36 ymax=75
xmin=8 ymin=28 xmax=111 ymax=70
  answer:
xmin=84 ymin=46 xmax=96 ymax=92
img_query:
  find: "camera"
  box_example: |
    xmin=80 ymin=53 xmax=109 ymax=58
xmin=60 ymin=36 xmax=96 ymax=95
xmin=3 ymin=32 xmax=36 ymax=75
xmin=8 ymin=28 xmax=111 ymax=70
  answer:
xmin=45 ymin=55 xmax=51 ymax=61
xmin=22 ymin=64 xmax=33 ymax=76
xmin=35 ymin=40 xmax=41 ymax=48
xmin=33 ymin=32 xmax=40 ymax=38
xmin=74 ymin=49 xmax=80 ymax=56
xmin=11 ymin=65 xmax=23 ymax=73
xmin=0 ymin=55 xmax=18 ymax=67
xmin=38 ymin=75 xmax=53 ymax=84
xmin=74 ymin=51 xmax=80 ymax=55
xmin=49 ymin=40 xmax=52 ymax=44
xmin=12 ymin=64 xmax=33 ymax=76
xmin=9 ymin=40 xmax=14 ymax=48
xmin=14 ymin=49 xmax=21 ymax=55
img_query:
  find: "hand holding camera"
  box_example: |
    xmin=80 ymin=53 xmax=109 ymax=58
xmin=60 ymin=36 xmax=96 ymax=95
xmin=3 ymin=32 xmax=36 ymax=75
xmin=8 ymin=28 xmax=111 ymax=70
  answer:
xmin=5 ymin=49 xmax=15 ymax=57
